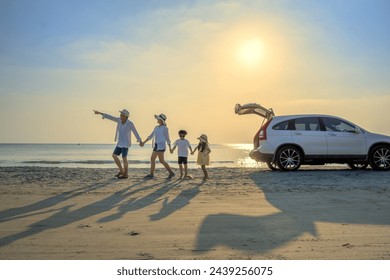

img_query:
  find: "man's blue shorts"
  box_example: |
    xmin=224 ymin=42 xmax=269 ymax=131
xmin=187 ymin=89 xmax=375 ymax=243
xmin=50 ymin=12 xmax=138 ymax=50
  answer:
xmin=113 ymin=146 xmax=129 ymax=157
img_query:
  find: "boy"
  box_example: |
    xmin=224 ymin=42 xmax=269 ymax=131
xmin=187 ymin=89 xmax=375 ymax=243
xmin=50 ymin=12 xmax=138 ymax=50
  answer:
xmin=170 ymin=130 xmax=193 ymax=179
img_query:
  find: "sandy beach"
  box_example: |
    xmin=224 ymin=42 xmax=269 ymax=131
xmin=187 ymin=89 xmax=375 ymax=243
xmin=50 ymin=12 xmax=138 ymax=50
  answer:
xmin=0 ymin=166 xmax=389 ymax=260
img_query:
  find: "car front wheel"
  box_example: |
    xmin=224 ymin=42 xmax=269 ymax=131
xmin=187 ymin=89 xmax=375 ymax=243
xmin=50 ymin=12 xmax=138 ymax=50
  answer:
xmin=369 ymin=145 xmax=390 ymax=171
xmin=347 ymin=163 xmax=368 ymax=170
xmin=276 ymin=146 xmax=302 ymax=171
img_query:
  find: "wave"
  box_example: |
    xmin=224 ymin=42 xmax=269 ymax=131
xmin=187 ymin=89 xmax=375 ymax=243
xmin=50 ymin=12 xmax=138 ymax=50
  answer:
xmin=22 ymin=160 xmax=64 ymax=165
xmin=21 ymin=159 xmax=236 ymax=165
xmin=22 ymin=160 xmax=134 ymax=165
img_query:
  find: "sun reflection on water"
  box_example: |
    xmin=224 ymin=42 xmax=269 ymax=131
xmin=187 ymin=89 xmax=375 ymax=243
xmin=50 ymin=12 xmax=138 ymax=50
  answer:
xmin=236 ymin=156 xmax=263 ymax=168
xmin=225 ymin=143 xmax=254 ymax=150
xmin=223 ymin=144 xmax=265 ymax=168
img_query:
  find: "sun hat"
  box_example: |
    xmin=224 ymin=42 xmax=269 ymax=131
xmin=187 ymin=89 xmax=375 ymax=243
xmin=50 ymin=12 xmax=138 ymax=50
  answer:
xmin=154 ymin=113 xmax=167 ymax=125
xmin=119 ymin=109 xmax=130 ymax=117
xmin=197 ymin=134 xmax=208 ymax=143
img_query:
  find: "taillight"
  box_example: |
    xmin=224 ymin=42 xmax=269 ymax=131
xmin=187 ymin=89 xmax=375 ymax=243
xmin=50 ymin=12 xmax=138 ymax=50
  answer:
xmin=259 ymin=120 xmax=271 ymax=141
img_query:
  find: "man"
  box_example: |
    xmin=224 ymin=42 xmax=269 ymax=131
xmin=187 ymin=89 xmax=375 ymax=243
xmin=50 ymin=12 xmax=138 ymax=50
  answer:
xmin=93 ymin=109 xmax=141 ymax=179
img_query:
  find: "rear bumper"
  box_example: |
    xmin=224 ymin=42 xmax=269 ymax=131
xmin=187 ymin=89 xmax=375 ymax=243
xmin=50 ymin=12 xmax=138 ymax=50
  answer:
xmin=249 ymin=150 xmax=274 ymax=162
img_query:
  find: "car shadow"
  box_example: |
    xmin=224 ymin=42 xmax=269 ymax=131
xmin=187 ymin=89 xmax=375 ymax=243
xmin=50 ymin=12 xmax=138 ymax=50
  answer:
xmin=195 ymin=169 xmax=390 ymax=254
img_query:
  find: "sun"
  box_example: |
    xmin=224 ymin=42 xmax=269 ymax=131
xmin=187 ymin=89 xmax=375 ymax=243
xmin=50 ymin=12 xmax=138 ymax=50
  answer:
xmin=238 ymin=39 xmax=263 ymax=67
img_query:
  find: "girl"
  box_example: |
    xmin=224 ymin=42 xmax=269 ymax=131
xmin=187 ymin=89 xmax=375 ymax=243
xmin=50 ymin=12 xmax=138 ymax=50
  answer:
xmin=191 ymin=134 xmax=211 ymax=180
xmin=140 ymin=114 xmax=175 ymax=179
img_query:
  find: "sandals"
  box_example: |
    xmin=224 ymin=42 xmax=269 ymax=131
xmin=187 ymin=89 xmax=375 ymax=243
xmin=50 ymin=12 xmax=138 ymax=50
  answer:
xmin=116 ymin=172 xmax=128 ymax=179
xmin=118 ymin=174 xmax=128 ymax=179
xmin=143 ymin=173 xmax=175 ymax=180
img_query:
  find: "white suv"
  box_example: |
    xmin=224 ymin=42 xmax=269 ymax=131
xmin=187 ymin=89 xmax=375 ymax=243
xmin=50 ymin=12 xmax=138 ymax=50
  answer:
xmin=235 ymin=103 xmax=390 ymax=171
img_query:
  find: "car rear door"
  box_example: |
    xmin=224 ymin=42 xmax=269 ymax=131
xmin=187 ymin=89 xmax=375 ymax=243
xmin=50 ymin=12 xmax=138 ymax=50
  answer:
xmin=291 ymin=117 xmax=327 ymax=156
xmin=235 ymin=103 xmax=276 ymax=149
xmin=321 ymin=117 xmax=367 ymax=155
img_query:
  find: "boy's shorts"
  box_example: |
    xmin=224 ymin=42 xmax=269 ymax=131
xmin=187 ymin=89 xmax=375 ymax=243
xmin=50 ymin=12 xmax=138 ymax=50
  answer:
xmin=113 ymin=146 xmax=129 ymax=157
xmin=178 ymin=156 xmax=188 ymax=164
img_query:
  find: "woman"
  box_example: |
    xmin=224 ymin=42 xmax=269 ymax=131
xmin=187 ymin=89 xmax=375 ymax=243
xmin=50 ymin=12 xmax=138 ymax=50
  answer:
xmin=140 ymin=114 xmax=175 ymax=179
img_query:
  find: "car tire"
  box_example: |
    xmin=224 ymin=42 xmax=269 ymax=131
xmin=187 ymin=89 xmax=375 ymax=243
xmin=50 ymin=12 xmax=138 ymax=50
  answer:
xmin=347 ymin=163 xmax=368 ymax=170
xmin=369 ymin=145 xmax=390 ymax=171
xmin=276 ymin=146 xmax=302 ymax=171
xmin=266 ymin=161 xmax=279 ymax=171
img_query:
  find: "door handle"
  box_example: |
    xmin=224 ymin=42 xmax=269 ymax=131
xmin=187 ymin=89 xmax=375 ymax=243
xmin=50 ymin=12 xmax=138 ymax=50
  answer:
xmin=328 ymin=132 xmax=336 ymax=136
xmin=294 ymin=132 xmax=302 ymax=135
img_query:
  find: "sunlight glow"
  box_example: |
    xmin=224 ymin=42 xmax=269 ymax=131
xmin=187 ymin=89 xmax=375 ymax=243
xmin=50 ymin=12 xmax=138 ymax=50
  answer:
xmin=238 ymin=39 xmax=263 ymax=67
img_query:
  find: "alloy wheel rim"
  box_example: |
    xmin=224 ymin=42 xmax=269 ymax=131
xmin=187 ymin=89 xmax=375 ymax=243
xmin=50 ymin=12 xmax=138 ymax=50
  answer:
xmin=280 ymin=149 xmax=300 ymax=170
xmin=373 ymin=148 xmax=390 ymax=169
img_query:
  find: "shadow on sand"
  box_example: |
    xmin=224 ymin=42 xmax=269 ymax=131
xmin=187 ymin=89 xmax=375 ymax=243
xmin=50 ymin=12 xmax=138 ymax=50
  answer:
xmin=195 ymin=169 xmax=390 ymax=254
xmin=149 ymin=182 xmax=203 ymax=221
xmin=0 ymin=177 xmax=202 ymax=248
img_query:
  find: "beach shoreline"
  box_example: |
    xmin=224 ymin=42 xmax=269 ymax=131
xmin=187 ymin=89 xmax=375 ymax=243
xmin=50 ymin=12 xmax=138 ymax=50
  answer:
xmin=0 ymin=166 xmax=389 ymax=260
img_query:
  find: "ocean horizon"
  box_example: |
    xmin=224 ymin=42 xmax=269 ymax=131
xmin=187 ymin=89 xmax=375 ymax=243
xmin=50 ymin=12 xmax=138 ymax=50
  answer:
xmin=0 ymin=143 xmax=264 ymax=169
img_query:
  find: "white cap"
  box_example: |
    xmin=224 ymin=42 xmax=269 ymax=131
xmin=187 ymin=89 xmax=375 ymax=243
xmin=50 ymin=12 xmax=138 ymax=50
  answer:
xmin=119 ymin=109 xmax=129 ymax=117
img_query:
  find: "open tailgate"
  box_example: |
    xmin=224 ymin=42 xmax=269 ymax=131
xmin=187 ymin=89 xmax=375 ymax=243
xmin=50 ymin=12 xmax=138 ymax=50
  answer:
xmin=234 ymin=103 xmax=275 ymax=120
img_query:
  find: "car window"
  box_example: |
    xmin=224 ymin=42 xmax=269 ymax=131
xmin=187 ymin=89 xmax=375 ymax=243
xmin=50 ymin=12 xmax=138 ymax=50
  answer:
xmin=294 ymin=117 xmax=321 ymax=131
xmin=322 ymin=117 xmax=355 ymax=133
xmin=273 ymin=120 xmax=290 ymax=130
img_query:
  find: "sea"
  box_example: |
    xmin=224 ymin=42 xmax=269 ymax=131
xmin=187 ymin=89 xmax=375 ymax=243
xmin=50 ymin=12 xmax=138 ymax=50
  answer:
xmin=0 ymin=143 xmax=265 ymax=169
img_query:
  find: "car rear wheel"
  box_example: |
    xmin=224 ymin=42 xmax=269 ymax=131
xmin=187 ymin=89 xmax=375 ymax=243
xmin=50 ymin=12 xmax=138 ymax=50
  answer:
xmin=276 ymin=146 xmax=302 ymax=171
xmin=369 ymin=145 xmax=390 ymax=171
xmin=347 ymin=163 xmax=368 ymax=170
xmin=266 ymin=161 xmax=279 ymax=171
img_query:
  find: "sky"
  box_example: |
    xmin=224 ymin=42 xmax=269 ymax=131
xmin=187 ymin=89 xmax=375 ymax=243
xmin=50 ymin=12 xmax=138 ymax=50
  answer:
xmin=0 ymin=0 xmax=389 ymax=144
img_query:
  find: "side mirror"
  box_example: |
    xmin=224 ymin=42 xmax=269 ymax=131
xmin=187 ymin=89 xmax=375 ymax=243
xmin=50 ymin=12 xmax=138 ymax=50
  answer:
xmin=354 ymin=126 xmax=361 ymax=134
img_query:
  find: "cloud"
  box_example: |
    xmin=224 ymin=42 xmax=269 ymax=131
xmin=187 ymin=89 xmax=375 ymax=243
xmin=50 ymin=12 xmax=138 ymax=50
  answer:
xmin=1 ymin=0 xmax=389 ymax=143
